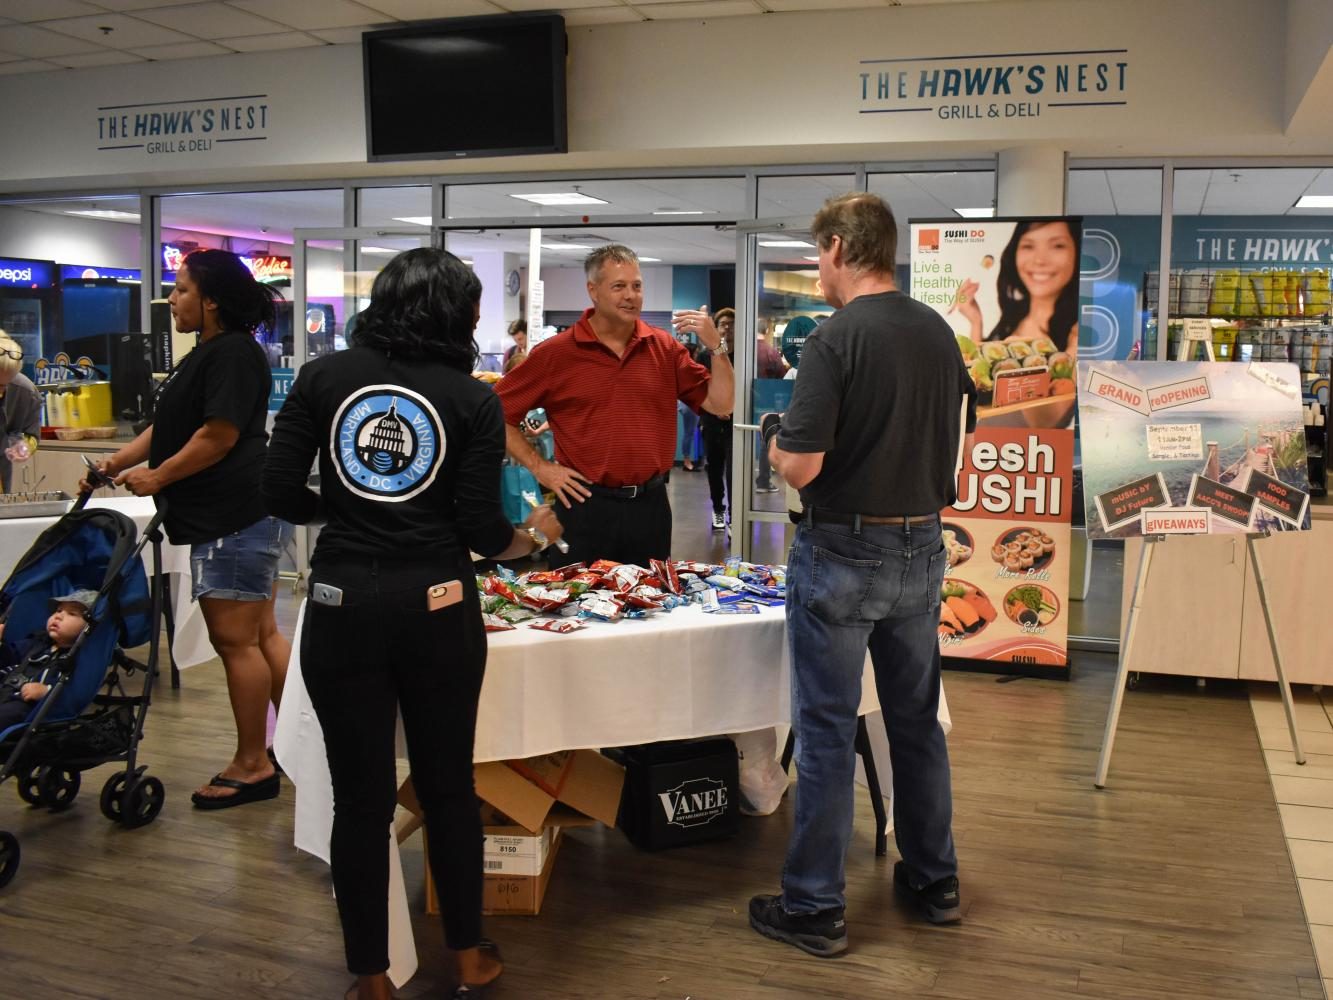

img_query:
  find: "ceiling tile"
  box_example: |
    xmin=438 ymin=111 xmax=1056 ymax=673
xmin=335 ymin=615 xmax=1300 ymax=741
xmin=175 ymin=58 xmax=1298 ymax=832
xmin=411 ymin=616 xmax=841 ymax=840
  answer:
xmin=48 ymin=50 xmax=149 ymax=67
xmin=131 ymin=40 xmax=233 ymax=60
xmin=132 ymin=3 xmax=294 ymax=37
xmin=229 ymin=0 xmax=390 ymax=31
xmin=561 ymin=7 xmax=646 ymax=23
xmin=0 ymin=24 xmax=102 ymax=58
xmin=305 ymin=25 xmax=378 ymax=44
xmin=762 ymin=0 xmax=883 ymax=8
xmin=217 ymin=31 xmax=325 ymax=52
xmin=3 ymin=0 xmax=105 ymax=21
xmin=356 ymin=0 xmax=504 ymax=16
xmin=500 ymin=0 xmax=622 ymax=9
xmin=0 ymin=59 xmax=63 ymax=74
xmin=636 ymin=0 xmax=762 ymax=15
xmin=43 ymin=13 xmax=198 ymax=48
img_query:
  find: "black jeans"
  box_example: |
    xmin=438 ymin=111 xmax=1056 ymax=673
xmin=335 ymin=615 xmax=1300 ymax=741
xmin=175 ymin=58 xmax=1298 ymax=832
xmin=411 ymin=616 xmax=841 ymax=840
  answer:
xmin=554 ymin=487 xmax=672 ymax=567
xmin=301 ymin=554 xmax=486 ymax=975
xmin=701 ymin=418 xmax=732 ymax=516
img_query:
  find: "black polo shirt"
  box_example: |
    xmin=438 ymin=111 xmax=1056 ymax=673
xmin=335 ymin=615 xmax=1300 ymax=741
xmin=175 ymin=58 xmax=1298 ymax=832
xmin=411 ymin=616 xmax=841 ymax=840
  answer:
xmin=777 ymin=290 xmax=976 ymax=517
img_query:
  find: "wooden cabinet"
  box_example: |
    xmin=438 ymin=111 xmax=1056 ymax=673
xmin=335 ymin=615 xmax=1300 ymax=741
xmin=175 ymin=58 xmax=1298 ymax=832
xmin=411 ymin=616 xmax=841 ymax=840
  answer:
xmin=1122 ymin=515 xmax=1333 ymax=685
xmin=1120 ymin=535 xmax=1247 ymax=680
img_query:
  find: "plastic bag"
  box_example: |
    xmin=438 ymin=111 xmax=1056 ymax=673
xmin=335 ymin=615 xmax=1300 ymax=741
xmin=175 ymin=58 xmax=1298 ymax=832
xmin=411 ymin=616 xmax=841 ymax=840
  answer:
xmin=729 ymin=728 xmax=789 ymax=816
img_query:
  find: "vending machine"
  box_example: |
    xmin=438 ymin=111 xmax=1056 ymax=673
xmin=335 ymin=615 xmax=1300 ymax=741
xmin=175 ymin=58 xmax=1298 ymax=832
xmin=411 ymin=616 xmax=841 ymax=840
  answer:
xmin=0 ymin=256 xmax=58 ymax=367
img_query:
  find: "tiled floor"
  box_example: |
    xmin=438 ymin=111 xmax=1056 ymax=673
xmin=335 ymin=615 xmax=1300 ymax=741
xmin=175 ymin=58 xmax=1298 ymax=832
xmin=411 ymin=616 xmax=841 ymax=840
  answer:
xmin=1252 ymin=684 xmax=1333 ymax=1000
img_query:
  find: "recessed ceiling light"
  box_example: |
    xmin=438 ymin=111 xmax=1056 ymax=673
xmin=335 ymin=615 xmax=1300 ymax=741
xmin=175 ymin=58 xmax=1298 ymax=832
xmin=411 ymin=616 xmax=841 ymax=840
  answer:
xmin=651 ymin=209 xmax=708 ymax=216
xmin=759 ymin=240 xmax=815 ymax=248
xmin=1294 ymin=195 xmax=1333 ymax=208
xmin=539 ymin=243 xmax=586 ymax=251
xmin=392 ymin=216 xmax=432 ymax=226
xmin=66 ymin=209 xmax=140 ymax=221
xmin=510 ymin=192 xmax=609 ymax=207
xmin=360 ymin=246 xmax=400 ymax=255
xmin=955 ymin=207 xmax=995 ymax=218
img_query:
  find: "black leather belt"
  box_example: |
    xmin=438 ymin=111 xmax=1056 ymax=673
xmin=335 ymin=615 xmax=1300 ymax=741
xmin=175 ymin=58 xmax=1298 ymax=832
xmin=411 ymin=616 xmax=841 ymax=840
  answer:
xmin=796 ymin=507 xmax=939 ymax=528
xmin=586 ymin=471 xmax=669 ymax=500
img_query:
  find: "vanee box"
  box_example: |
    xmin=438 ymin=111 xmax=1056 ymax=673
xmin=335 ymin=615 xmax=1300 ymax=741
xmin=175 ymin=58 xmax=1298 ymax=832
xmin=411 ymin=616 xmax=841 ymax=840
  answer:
xmin=617 ymin=738 xmax=739 ymax=851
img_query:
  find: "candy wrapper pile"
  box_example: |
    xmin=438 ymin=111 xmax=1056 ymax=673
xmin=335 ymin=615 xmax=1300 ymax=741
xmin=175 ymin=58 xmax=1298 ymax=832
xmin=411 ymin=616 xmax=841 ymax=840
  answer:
xmin=478 ymin=557 xmax=787 ymax=633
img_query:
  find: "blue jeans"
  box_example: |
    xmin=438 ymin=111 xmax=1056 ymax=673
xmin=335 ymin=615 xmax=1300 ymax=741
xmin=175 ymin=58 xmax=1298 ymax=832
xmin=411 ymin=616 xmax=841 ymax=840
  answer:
xmin=781 ymin=517 xmax=956 ymax=914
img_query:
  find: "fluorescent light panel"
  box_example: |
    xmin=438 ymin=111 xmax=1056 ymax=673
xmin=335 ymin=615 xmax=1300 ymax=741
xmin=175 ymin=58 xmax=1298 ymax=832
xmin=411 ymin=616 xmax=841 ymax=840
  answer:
xmin=539 ymin=243 xmax=587 ymax=251
xmin=652 ymin=209 xmax=708 ymax=216
xmin=804 ymin=255 xmax=820 ymax=261
xmin=955 ymin=207 xmax=995 ymax=218
xmin=66 ymin=209 xmax=140 ymax=221
xmin=759 ymin=240 xmax=815 ymax=248
xmin=360 ymin=246 xmax=400 ymax=255
xmin=392 ymin=216 xmax=432 ymax=226
xmin=1295 ymin=195 xmax=1333 ymax=208
xmin=510 ymin=192 xmax=609 ymax=207
xmin=639 ymin=257 xmax=662 ymax=263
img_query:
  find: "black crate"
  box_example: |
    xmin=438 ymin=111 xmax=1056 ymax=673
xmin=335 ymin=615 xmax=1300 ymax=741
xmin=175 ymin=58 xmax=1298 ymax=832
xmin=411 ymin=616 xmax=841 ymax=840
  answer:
xmin=617 ymin=738 xmax=739 ymax=851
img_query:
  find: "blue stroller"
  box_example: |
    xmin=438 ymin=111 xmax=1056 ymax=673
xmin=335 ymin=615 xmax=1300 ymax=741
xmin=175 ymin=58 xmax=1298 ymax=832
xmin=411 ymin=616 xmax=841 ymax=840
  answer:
xmin=0 ymin=483 xmax=167 ymax=889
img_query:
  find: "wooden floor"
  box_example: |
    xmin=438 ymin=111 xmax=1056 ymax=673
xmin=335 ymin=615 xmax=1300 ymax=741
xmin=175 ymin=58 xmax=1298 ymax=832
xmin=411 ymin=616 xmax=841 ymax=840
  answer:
xmin=0 ymin=477 xmax=1324 ymax=999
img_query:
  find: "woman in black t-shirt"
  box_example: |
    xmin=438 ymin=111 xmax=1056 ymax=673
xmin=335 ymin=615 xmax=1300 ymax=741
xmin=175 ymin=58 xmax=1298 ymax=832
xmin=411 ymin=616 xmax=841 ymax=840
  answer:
xmin=86 ymin=249 xmax=292 ymax=810
xmin=263 ymin=248 xmax=561 ymax=1000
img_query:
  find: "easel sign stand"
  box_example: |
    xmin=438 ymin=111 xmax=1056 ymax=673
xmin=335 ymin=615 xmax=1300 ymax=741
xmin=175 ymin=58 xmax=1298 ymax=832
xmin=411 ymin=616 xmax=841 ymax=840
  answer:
xmin=1177 ymin=318 xmax=1217 ymax=362
xmin=1094 ymin=527 xmax=1306 ymax=788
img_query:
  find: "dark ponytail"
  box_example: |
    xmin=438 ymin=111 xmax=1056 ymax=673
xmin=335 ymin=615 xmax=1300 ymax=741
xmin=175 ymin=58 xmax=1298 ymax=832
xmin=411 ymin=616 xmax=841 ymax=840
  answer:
xmin=181 ymin=249 xmax=281 ymax=336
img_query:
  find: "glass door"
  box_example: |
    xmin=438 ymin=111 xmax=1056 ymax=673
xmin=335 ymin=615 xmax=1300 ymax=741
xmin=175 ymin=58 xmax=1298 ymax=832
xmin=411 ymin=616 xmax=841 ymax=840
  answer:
xmin=734 ymin=218 xmax=827 ymax=563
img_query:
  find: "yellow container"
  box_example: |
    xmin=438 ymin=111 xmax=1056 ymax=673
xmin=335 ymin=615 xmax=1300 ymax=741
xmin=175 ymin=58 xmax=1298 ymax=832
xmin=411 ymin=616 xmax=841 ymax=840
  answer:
xmin=67 ymin=383 xmax=113 ymax=427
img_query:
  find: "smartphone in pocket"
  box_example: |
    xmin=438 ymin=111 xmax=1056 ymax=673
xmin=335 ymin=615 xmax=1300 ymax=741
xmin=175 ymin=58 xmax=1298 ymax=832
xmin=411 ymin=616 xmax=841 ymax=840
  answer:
xmin=426 ymin=580 xmax=463 ymax=612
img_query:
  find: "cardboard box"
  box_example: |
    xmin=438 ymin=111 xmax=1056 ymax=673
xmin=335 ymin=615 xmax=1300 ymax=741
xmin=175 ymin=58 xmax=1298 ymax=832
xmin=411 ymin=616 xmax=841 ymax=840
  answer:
xmin=474 ymin=749 xmax=625 ymax=833
xmin=617 ymin=739 xmax=739 ymax=851
xmin=482 ymin=805 xmax=557 ymax=876
xmin=425 ymin=826 xmax=563 ymax=916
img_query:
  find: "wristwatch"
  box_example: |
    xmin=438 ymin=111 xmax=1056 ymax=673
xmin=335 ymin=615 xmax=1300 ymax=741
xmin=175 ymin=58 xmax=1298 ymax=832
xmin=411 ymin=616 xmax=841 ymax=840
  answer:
xmin=709 ymin=343 xmax=729 ymax=356
xmin=525 ymin=526 xmax=549 ymax=549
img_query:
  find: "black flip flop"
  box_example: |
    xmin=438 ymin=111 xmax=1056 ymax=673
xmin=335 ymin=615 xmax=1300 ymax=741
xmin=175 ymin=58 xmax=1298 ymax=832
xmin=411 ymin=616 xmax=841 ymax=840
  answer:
xmin=191 ymin=772 xmax=280 ymax=810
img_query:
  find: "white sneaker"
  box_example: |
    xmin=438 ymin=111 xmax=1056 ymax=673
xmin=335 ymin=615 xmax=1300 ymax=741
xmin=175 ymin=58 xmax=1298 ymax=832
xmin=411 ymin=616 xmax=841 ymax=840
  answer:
xmin=712 ymin=511 xmax=726 ymax=530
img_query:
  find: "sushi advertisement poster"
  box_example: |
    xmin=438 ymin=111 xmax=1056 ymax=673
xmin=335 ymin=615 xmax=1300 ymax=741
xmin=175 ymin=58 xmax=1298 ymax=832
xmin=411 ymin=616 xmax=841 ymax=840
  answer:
xmin=1078 ymin=361 xmax=1312 ymax=538
xmin=910 ymin=217 xmax=1080 ymax=674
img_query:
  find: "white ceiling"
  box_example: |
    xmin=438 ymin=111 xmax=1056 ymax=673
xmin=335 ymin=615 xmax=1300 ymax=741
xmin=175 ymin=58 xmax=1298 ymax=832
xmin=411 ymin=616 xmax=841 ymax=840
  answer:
xmin=0 ymin=0 xmax=1028 ymax=74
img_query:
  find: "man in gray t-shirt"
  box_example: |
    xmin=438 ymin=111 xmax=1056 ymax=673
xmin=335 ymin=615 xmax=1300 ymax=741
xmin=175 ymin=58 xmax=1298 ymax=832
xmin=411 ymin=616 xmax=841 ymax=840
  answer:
xmin=748 ymin=193 xmax=976 ymax=959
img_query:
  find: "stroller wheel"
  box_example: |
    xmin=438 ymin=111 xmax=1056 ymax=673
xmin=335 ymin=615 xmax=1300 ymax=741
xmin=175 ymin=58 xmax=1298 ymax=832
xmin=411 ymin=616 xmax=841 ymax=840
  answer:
xmin=100 ymin=771 xmax=129 ymax=822
xmin=121 ymin=775 xmax=164 ymax=829
xmin=36 ymin=767 xmax=81 ymax=811
xmin=0 ymin=831 xmax=18 ymax=889
xmin=17 ymin=766 xmax=43 ymax=807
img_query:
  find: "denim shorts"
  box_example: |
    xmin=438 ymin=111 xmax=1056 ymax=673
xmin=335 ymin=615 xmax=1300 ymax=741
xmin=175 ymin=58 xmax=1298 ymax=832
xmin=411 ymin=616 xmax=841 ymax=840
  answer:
xmin=190 ymin=516 xmax=294 ymax=602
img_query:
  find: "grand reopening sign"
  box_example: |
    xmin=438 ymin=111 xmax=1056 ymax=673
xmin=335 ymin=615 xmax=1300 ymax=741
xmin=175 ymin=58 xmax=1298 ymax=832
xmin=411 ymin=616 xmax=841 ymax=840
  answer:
xmin=911 ymin=217 xmax=1079 ymax=674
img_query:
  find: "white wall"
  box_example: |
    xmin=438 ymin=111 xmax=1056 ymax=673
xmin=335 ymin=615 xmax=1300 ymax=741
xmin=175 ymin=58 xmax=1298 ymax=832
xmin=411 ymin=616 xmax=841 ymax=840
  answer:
xmin=0 ymin=0 xmax=1326 ymax=193
xmin=536 ymin=265 xmax=674 ymax=312
xmin=0 ymin=206 xmax=140 ymax=268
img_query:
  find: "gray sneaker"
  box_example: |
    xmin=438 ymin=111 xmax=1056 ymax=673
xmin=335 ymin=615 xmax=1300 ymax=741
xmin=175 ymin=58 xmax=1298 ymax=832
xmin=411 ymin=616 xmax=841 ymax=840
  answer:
xmin=893 ymin=861 xmax=962 ymax=924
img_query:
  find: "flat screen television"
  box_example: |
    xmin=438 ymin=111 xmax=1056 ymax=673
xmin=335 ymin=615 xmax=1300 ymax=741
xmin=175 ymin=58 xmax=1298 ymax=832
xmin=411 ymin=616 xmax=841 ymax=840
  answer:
xmin=363 ymin=14 xmax=567 ymax=162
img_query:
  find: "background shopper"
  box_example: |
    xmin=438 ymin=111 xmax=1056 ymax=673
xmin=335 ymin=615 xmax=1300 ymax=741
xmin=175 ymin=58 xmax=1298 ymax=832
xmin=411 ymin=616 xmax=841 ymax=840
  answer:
xmin=263 ymin=248 xmax=560 ymax=1000
xmin=503 ymin=318 xmax=528 ymax=366
xmin=753 ymin=319 xmax=788 ymax=493
xmin=700 ymin=307 xmax=736 ymax=530
xmin=497 ymin=244 xmax=733 ymax=566
xmin=85 ymin=249 xmax=292 ymax=810
xmin=0 ymin=330 xmax=40 ymax=494
xmin=749 ymin=193 xmax=976 ymax=957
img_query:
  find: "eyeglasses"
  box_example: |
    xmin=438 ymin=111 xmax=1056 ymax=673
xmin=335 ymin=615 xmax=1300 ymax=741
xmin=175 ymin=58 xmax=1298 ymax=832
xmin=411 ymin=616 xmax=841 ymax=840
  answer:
xmin=0 ymin=349 xmax=21 ymax=361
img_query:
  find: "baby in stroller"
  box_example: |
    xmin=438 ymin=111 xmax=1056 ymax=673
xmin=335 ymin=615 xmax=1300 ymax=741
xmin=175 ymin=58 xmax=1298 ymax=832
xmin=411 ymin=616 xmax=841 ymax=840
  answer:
xmin=0 ymin=589 xmax=95 ymax=734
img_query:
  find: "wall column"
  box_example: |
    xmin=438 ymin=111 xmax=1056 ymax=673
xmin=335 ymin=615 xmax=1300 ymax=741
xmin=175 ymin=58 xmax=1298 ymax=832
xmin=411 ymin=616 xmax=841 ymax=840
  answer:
xmin=996 ymin=146 xmax=1067 ymax=217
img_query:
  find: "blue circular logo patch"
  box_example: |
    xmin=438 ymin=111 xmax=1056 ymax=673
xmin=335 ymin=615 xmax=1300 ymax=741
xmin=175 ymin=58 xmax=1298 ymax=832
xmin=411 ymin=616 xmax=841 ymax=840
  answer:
xmin=331 ymin=385 xmax=445 ymax=502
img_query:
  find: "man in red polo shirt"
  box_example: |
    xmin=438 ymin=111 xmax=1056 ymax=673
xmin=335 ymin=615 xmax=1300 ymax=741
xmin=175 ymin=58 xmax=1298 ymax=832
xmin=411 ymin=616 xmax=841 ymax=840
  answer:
xmin=498 ymin=244 xmax=734 ymax=566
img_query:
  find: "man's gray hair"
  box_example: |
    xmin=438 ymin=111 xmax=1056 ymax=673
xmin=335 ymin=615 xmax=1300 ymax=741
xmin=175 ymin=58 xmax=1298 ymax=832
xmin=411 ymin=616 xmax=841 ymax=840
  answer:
xmin=584 ymin=244 xmax=639 ymax=282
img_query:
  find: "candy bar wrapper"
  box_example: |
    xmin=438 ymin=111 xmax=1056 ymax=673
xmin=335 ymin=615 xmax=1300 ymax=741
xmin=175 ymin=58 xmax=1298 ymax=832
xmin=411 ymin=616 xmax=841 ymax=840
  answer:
xmin=705 ymin=575 xmax=746 ymax=591
xmin=483 ymin=614 xmax=516 ymax=632
xmin=484 ymin=577 xmax=523 ymax=604
xmin=739 ymin=581 xmax=784 ymax=600
xmin=527 ymin=618 xmax=586 ymax=634
xmin=589 ymin=559 xmax=623 ymax=573
xmin=579 ymin=596 xmax=624 ymax=621
xmin=606 ymin=564 xmax=648 ymax=592
xmin=651 ymin=558 xmax=683 ymax=595
xmin=524 ymin=571 xmax=568 ymax=585
xmin=704 ymin=600 xmax=762 ymax=615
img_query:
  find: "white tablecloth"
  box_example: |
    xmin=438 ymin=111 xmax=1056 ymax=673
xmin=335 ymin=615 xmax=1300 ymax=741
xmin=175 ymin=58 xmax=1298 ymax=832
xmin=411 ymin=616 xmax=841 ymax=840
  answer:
xmin=273 ymin=598 xmax=950 ymax=986
xmin=0 ymin=496 xmax=211 ymax=668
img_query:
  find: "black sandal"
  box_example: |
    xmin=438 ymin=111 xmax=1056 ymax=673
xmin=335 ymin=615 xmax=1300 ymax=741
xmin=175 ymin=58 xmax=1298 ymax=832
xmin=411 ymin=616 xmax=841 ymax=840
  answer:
xmin=191 ymin=772 xmax=280 ymax=810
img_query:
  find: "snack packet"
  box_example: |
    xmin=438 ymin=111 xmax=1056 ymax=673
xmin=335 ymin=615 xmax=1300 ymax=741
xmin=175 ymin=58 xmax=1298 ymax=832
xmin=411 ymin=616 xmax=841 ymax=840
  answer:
xmin=704 ymin=601 xmax=762 ymax=615
xmin=483 ymin=614 xmax=515 ymax=632
xmin=528 ymin=618 xmax=586 ymax=634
